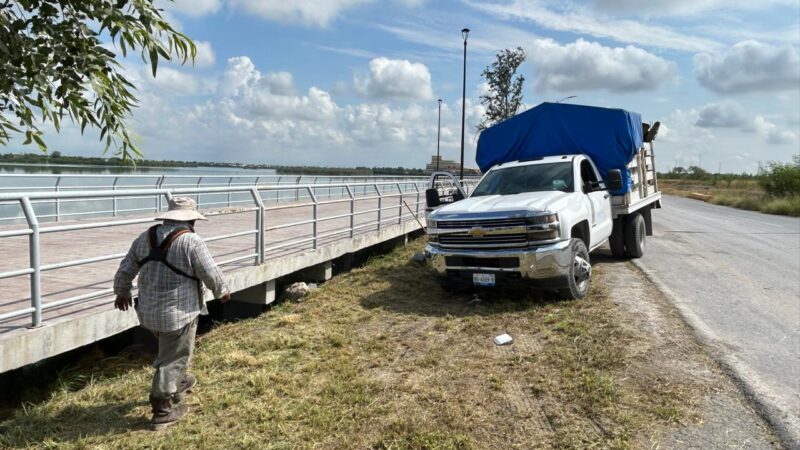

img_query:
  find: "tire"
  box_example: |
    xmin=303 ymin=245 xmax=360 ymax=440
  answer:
xmin=557 ymin=239 xmax=592 ymax=300
xmin=609 ymin=218 xmax=626 ymax=258
xmin=624 ymin=213 xmax=646 ymax=258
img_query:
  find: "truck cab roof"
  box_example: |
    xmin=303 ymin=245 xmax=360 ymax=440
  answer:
xmin=491 ymin=154 xmax=580 ymax=170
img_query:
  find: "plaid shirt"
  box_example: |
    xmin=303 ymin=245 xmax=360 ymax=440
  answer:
xmin=114 ymin=220 xmax=229 ymax=332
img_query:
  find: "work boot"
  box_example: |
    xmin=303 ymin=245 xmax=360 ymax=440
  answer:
xmin=173 ymin=373 xmax=197 ymax=403
xmin=149 ymin=395 xmax=189 ymax=431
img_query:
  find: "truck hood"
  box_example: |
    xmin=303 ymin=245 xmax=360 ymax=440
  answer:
xmin=433 ymin=191 xmax=574 ymax=218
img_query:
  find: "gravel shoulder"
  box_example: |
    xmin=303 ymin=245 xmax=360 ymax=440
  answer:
xmin=594 ymin=251 xmax=780 ymax=448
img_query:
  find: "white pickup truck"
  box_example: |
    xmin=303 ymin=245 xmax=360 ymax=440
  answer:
xmin=424 ymin=139 xmax=661 ymax=300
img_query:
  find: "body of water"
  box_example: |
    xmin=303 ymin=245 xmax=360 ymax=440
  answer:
xmin=0 ymin=164 xmax=422 ymax=223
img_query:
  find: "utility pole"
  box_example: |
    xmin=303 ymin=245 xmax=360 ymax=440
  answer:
xmin=459 ymin=28 xmax=470 ymax=181
xmin=436 ymin=99 xmax=442 ymax=172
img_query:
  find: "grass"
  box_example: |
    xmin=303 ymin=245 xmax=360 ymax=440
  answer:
xmin=0 ymin=240 xmax=699 ymax=449
xmin=659 ymin=179 xmax=800 ymax=217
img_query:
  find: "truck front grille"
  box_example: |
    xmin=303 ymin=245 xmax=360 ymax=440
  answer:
xmin=438 ymin=234 xmax=529 ymax=248
xmin=437 ymin=217 xmax=526 ymax=229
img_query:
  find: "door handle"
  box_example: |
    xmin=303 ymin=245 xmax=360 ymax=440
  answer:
xmin=603 ymin=194 xmax=609 ymax=199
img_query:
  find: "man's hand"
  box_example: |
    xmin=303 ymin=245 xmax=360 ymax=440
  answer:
xmin=220 ymin=292 xmax=231 ymax=303
xmin=115 ymin=295 xmax=133 ymax=311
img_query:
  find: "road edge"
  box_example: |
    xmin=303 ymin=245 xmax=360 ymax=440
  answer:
xmin=630 ymin=258 xmax=800 ymax=450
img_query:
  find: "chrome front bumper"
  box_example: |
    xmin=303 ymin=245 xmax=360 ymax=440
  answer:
xmin=425 ymin=240 xmax=573 ymax=281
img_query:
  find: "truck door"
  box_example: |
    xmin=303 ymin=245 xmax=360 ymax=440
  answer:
xmin=580 ymin=159 xmax=613 ymax=247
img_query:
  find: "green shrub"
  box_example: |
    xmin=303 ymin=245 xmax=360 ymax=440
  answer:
xmin=762 ymin=197 xmax=800 ymax=216
xmin=759 ymin=155 xmax=800 ymax=197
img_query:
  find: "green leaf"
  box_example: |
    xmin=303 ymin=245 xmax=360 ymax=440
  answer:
xmin=149 ymin=46 xmax=158 ymax=77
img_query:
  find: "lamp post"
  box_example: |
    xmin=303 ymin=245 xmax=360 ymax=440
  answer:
xmin=436 ymin=98 xmax=442 ymax=172
xmin=459 ymin=27 xmax=469 ymax=181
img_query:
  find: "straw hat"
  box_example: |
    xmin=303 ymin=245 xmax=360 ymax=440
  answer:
xmin=155 ymin=197 xmax=208 ymax=222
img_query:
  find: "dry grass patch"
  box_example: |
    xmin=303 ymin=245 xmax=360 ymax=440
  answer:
xmin=0 ymin=239 xmax=702 ymax=449
xmin=659 ymin=179 xmax=800 ymax=216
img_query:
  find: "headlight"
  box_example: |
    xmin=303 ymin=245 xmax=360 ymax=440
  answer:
xmin=427 ymin=219 xmax=437 ymax=229
xmin=526 ymin=213 xmax=559 ymax=241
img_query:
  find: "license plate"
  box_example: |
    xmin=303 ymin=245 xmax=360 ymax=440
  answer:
xmin=472 ymin=273 xmax=496 ymax=286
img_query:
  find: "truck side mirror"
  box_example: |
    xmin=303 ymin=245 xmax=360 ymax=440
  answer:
xmin=453 ymin=191 xmax=465 ymax=202
xmin=425 ymin=188 xmax=441 ymax=207
xmin=606 ymin=169 xmax=623 ymax=192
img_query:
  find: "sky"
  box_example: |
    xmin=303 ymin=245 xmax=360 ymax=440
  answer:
xmin=20 ymin=0 xmax=800 ymax=172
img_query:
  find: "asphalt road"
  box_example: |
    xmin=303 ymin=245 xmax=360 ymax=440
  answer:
xmin=637 ymin=195 xmax=800 ymax=446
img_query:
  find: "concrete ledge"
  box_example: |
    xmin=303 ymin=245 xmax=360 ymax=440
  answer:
xmin=0 ymin=220 xmax=421 ymax=373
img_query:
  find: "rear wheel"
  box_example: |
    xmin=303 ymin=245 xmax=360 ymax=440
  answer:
xmin=609 ymin=218 xmax=626 ymax=258
xmin=557 ymin=239 xmax=592 ymax=300
xmin=624 ymin=213 xmax=646 ymax=258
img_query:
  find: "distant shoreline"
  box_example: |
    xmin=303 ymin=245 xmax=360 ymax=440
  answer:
xmin=0 ymin=153 xmax=427 ymax=176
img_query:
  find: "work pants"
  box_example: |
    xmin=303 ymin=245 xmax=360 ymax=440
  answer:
xmin=149 ymin=316 xmax=198 ymax=399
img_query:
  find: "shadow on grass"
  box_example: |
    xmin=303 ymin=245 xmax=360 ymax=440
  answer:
xmin=0 ymin=400 xmax=149 ymax=448
xmin=358 ymin=259 xmax=570 ymax=318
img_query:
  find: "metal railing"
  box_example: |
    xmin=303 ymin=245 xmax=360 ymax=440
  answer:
xmin=0 ymin=173 xmax=480 ymax=223
xmin=0 ymin=178 xmax=477 ymax=328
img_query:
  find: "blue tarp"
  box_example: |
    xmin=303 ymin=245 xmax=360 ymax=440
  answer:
xmin=476 ymin=102 xmax=643 ymax=194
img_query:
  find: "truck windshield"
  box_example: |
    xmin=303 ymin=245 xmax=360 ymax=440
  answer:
xmin=471 ymin=162 xmax=574 ymax=197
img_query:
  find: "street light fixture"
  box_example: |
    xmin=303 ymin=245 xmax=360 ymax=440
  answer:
xmin=556 ymin=95 xmax=576 ymax=103
xmin=436 ymin=98 xmax=442 ymax=172
xmin=459 ymin=27 xmax=470 ymax=181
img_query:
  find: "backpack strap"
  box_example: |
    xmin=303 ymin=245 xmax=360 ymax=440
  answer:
xmin=139 ymin=225 xmax=200 ymax=282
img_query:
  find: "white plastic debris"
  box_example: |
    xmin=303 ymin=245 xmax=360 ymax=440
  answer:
xmin=410 ymin=252 xmax=426 ymax=263
xmin=493 ymin=333 xmax=513 ymax=346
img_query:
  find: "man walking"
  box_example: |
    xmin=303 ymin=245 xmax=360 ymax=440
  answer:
xmin=114 ymin=197 xmax=230 ymax=430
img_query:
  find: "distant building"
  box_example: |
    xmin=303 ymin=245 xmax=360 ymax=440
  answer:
xmin=424 ymin=155 xmax=481 ymax=176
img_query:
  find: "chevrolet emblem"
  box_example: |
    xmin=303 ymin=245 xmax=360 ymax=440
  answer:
xmin=468 ymin=227 xmax=486 ymax=238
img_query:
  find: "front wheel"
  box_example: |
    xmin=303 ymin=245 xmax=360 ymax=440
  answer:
xmin=557 ymin=239 xmax=592 ymax=300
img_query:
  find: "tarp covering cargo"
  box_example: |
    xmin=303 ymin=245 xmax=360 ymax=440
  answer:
xmin=476 ymin=102 xmax=643 ymax=194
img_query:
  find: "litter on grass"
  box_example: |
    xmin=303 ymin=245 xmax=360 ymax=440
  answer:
xmin=493 ymin=333 xmax=513 ymax=346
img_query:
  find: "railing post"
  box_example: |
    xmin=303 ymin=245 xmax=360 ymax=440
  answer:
xmin=375 ymin=184 xmax=382 ymax=231
xmin=308 ymin=187 xmax=318 ymax=249
xmin=54 ymin=176 xmax=61 ymax=221
xmin=346 ymin=185 xmax=355 ymax=238
xmin=196 ymin=177 xmax=203 ymax=207
xmin=396 ymin=183 xmax=403 ymax=224
xmin=295 ymin=176 xmax=301 ymax=201
xmin=112 ymin=177 xmax=119 ymax=217
xmin=415 ymin=184 xmax=421 ymax=216
xmin=227 ymin=177 xmax=234 ymax=207
xmin=20 ymin=197 xmax=42 ymax=328
xmin=156 ymin=175 xmax=165 ymax=211
xmin=251 ymin=188 xmax=265 ymax=264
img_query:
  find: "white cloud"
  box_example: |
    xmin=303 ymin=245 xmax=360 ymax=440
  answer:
xmin=122 ymin=56 xmax=489 ymax=168
xmin=466 ymin=0 xmax=720 ymax=52
xmin=228 ymin=0 xmax=371 ymax=26
xmin=193 ymin=41 xmax=216 ymax=68
xmin=165 ymin=0 xmax=223 ymax=17
xmin=592 ymin=0 xmax=797 ymax=16
xmin=693 ymin=101 xmax=797 ymax=144
xmin=695 ymin=101 xmax=751 ymax=128
xmin=375 ymin=21 xmax=540 ymax=56
xmin=138 ymin=67 xmax=214 ymax=96
xmin=528 ymin=39 xmax=677 ymax=92
xmin=694 ymin=41 xmax=800 ymax=93
xmin=354 ymin=57 xmax=433 ymax=100
xmin=263 ymin=71 xmax=296 ymax=96
xmin=753 ymin=116 xmax=799 ymax=145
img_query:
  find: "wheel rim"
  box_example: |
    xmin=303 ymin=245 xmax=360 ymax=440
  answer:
xmin=573 ymin=254 xmax=591 ymax=292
